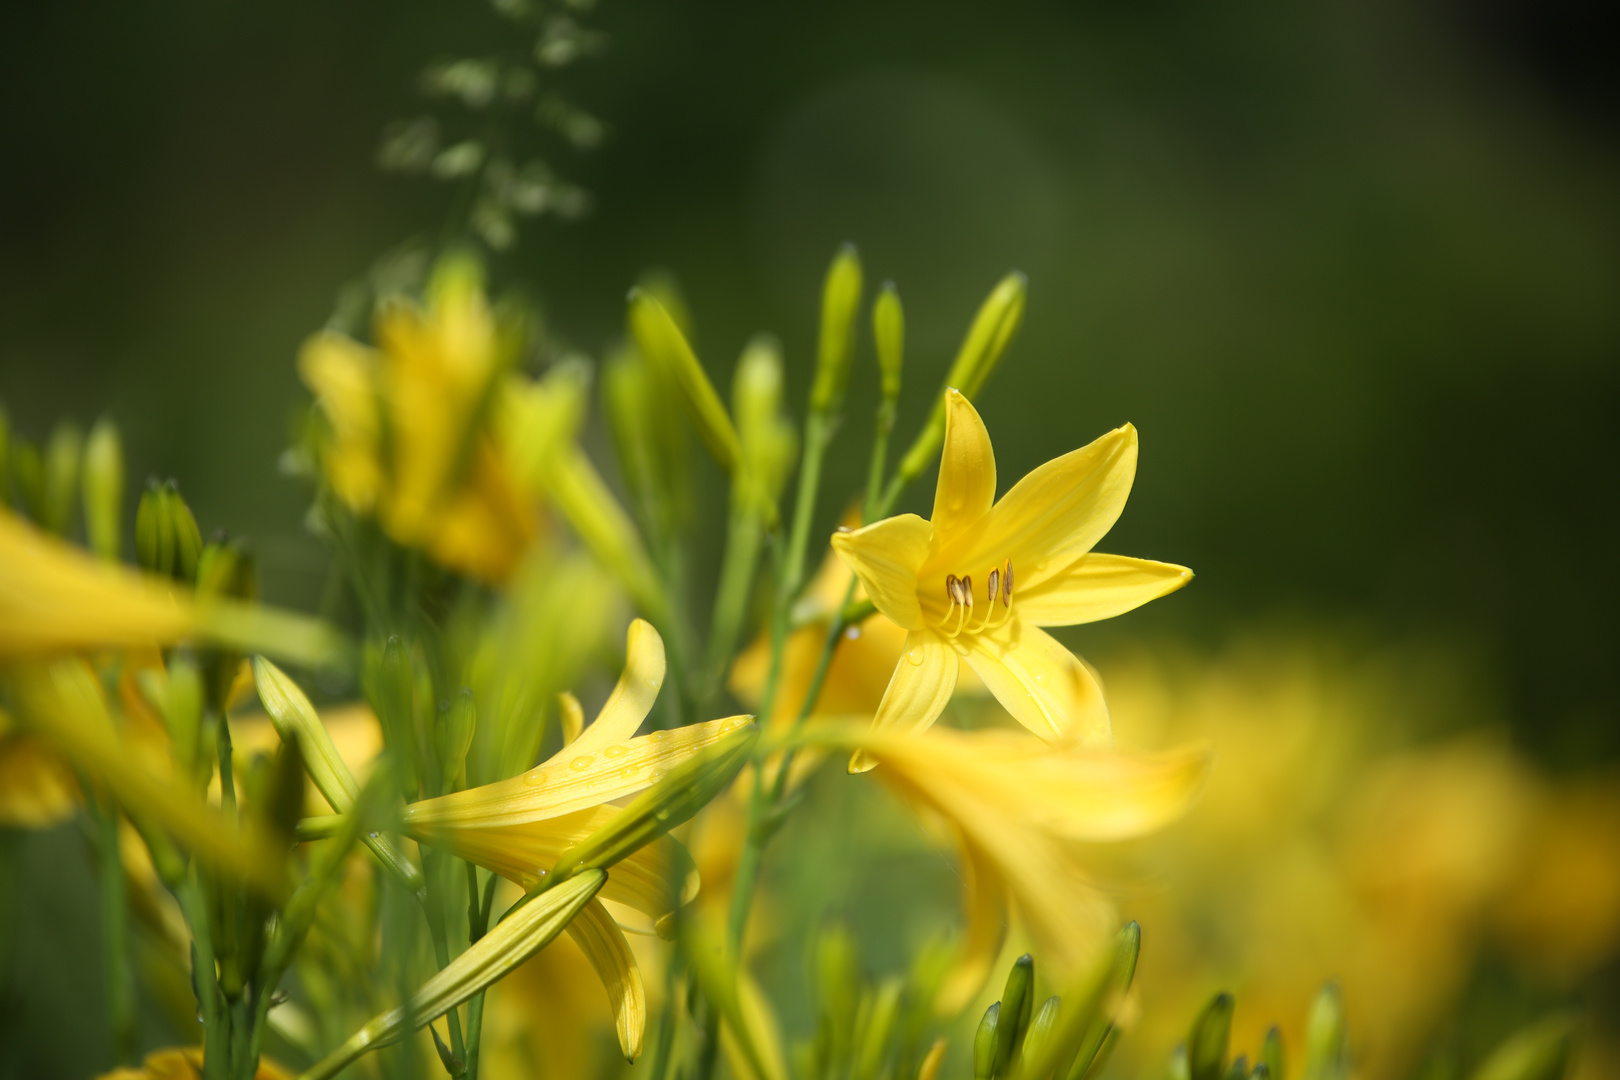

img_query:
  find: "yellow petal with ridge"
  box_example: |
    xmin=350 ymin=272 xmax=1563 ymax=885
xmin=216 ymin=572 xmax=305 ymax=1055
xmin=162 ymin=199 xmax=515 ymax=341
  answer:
xmin=830 ymin=513 xmax=933 ymax=631
xmin=1014 ymin=552 xmax=1192 ymax=627
xmin=565 ymin=897 xmax=647 ymax=1061
xmin=848 ymin=629 xmax=957 ymax=773
xmin=929 ymin=390 xmax=996 ymax=548
xmin=566 ymin=618 xmax=665 ymax=758
xmin=963 ymin=622 xmax=1109 ymax=744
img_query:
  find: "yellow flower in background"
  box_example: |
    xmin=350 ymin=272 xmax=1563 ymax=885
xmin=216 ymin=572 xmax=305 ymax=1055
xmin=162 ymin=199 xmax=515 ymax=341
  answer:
xmin=843 ymin=725 xmax=1210 ymax=1012
xmin=95 ymin=1047 xmax=291 ymax=1080
xmin=832 ymin=390 xmax=1189 ymax=770
xmin=299 ymin=255 xmax=537 ymax=583
xmin=1096 ymin=638 xmax=1620 ymax=1080
xmin=401 ymin=619 xmax=751 ymax=1060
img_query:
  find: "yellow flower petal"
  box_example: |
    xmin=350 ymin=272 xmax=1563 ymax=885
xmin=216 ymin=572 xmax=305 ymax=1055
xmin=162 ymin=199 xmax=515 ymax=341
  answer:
xmin=942 ymin=424 xmax=1137 ymax=593
xmin=830 ymin=513 xmax=933 ymax=631
xmin=1013 ymin=552 xmax=1192 ymax=627
xmin=963 ymin=622 xmax=1110 ymax=744
xmin=0 ymin=730 xmax=79 ymax=828
xmin=848 ymin=629 xmax=958 ymax=773
xmin=564 ymin=897 xmax=647 ymax=1061
xmin=566 ymin=618 xmax=665 ymax=758
xmin=297 ymin=332 xmax=383 ymax=514
xmin=410 ymin=803 xmax=696 ymax=917
xmin=402 ymin=712 xmax=747 ymax=830
xmin=930 ymin=389 xmax=996 ymax=547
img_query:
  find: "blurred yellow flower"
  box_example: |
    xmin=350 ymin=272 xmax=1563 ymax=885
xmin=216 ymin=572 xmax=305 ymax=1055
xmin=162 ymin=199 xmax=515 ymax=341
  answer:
xmin=95 ymin=1047 xmax=291 ymax=1080
xmin=832 ymin=390 xmax=1189 ymax=769
xmin=843 ymin=725 xmax=1209 ymax=1012
xmin=1098 ymin=639 xmax=1620 ymax=1080
xmin=299 ymin=255 xmax=536 ymax=583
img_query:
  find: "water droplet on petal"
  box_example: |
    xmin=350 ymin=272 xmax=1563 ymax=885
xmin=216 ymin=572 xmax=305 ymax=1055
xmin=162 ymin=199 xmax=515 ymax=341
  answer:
xmin=844 ymin=626 xmax=861 ymax=640
xmin=906 ymin=647 xmax=924 ymax=666
xmin=603 ymin=745 xmax=627 ymax=759
xmin=526 ymin=770 xmax=549 ymax=787
xmin=648 ymin=769 xmax=666 ymax=782
xmin=1034 ymin=671 xmax=1047 ymax=686
xmin=620 ymin=765 xmax=640 ymax=779
xmin=570 ymin=755 xmax=594 ymax=771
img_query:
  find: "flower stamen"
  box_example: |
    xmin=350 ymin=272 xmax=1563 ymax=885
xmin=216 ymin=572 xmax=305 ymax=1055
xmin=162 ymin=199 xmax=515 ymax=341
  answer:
xmin=937 ymin=561 xmax=1014 ymax=636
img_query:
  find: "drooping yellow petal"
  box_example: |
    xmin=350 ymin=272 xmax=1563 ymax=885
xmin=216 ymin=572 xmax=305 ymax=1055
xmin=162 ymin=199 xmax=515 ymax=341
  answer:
xmin=963 ymin=622 xmax=1109 ymax=744
xmin=408 ymin=803 xmax=697 ymax=917
xmin=0 ymin=729 xmax=79 ymax=828
xmin=942 ymin=424 xmax=1137 ymax=592
xmin=564 ymin=897 xmax=647 ymax=1061
xmin=848 ymin=629 xmax=958 ymax=773
xmin=97 ymin=1047 xmax=292 ymax=1080
xmin=830 ymin=513 xmax=933 ymax=631
xmin=402 ymin=713 xmax=749 ymax=830
xmin=929 ymin=390 xmax=996 ymax=547
xmin=1014 ymin=552 xmax=1193 ymax=627
xmin=565 ymin=618 xmax=666 ymax=758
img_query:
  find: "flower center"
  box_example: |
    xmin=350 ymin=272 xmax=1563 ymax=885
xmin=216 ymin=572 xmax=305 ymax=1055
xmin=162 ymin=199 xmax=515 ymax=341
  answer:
xmin=935 ymin=560 xmax=1013 ymax=639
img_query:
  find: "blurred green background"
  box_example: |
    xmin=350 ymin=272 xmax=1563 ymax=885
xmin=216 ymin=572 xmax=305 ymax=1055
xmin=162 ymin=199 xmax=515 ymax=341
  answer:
xmin=2 ymin=0 xmax=1618 ymax=1074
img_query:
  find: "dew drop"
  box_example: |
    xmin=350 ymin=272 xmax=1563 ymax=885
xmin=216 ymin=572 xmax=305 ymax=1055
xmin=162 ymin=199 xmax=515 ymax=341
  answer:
xmin=1034 ymin=671 xmax=1048 ymax=686
xmin=620 ymin=765 xmax=640 ymax=779
xmin=844 ymin=626 xmax=861 ymax=640
xmin=648 ymin=769 xmax=666 ymax=782
xmin=603 ymin=745 xmax=628 ymax=759
xmin=526 ymin=770 xmax=548 ymax=787
xmin=570 ymin=755 xmax=594 ymax=771
xmin=906 ymin=647 xmax=924 ymax=666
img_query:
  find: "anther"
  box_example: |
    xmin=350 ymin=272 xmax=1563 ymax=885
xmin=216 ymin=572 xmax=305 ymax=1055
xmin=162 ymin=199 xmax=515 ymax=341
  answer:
xmin=1003 ymin=560 xmax=1013 ymax=606
xmin=987 ymin=568 xmax=1000 ymax=605
xmin=946 ymin=574 xmax=960 ymax=604
xmin=960 ymin=576 xmax=973 ymax=609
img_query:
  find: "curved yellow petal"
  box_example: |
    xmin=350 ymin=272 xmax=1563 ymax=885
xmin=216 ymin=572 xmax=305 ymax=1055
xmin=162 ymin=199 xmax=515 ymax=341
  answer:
xmin=1014 ymin=553 xmax=1192 ymax=627
xmin=830 ymin=514 xmax=933 ymax=631
xmin=403 ymin=713 xmax=750 ymax=829
xmin=406 ymin=803 xmax=698 ymax=917
xmin=297 ymin=331 xmax=383 ymax=514
xmin=948 ymin=425 xmax=1137 ymax=592
xmin=849 ymin=629 xmax=958 ymax=773
xmin=963 ymin=622 xmax=1109 ymax=744
xmin=930 ymin=390 xmax=996 ymax=548
xmin=565 ymin=619 xmax=665 ymax=758
xmin=564 ymin=897 xmax=646 ymax=1061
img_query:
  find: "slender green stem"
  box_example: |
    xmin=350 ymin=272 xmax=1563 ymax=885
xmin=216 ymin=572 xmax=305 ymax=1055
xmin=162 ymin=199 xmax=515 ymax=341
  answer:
xmin=421 ymin=852 xmax=466 ymax=1061
xmin=179 ymin=872 xmax=228 ymax=1080
xmin=464 ymin=990 xmax=488 ymax=1079
xmin=702 ymin=497 xmax=765 ymax=711
xmin=94 ymin=796 xmax=136 ymax=1066
xmin=863 ymin=400 xmax=897 ymax=524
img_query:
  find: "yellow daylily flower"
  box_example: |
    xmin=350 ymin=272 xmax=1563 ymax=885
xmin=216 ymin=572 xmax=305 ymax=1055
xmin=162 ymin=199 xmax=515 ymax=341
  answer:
xmin=400 ymin=619 xmax=751 ymax=1060
xmin=96 ymin=1047 xmax=291 ymax=1080
xmin=844 ymin=725 xmax=1210 ymax=1012
xmin=832 ymin=390 xmax=1190 ymax=768
xmin=298 ymin=257 xmax=536 ymax=583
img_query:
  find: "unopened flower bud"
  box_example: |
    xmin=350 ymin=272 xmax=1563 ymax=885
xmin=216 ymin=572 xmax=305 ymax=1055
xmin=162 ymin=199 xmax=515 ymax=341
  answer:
xmin=873 ymin=281 xmax=904 ymax=403
xmin=1469 ymin=1015 xmax=1576 ymax=1080
xmin=992 ymin=953 xmax=1036 ymax=1078
xmin=82 ymin=417 xmax=124 ymax=561
xmin=137 ymin=480 xmax=203 ymax=582
xmin=42 ymin=420 xmax=83 ymax=537
xmin=1301 ymin=983 xmax=1346 ymax=1080
xmin=1189 ymin=992 xmax=1235 ymax=1080
xmin=1022 ymin=996 xmax=1063 ymax=1073
xmin=1260 ymin=1026 xmax=1286 ymax=1080
xmin=628 ymin=288 xmax=740 ymax=472
xmin=733 ymin=335 xmax=795 ymax=515
xmin=973 ymin=1001 xmax=1001 ymax=1080
xmin=810 ymin=243 xmax=863 ymax=415
xmin=437 ymin=689 xmax=478 ymax=789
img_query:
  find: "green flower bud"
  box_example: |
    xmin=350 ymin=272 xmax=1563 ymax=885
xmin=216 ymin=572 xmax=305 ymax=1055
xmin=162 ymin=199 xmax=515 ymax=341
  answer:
xmin=992 ymin=953 xmax=1036 ymax=1078
xmin=1067 ymin=922 xmax=1142 ymax=1080
xmin=10 ymin=437 xmax=44 ymax=521
xmin=1022 ymin=996 xmax=1063 ymax=1074
xmin=1226 ymin=1055 xmax=1250 ymax=1080
xmin=1469 ymin=1015 xmax=1576 ymax=1080
xmin=810 ymin=243 xmax=863 ymax=415
xmin=137 ymin=480 xmax=203 ymax=581
xmin=82 ymin=417 xmax=124 ymax=561
xmin=895 ymin=272 xmax=1026 ymax=485
xmin=816 ymin=924 xmax=862 ymax=1072
xmin=1188 ymin=992 xmax=1235 ymax=1080
xmin=733 ymin=334 xmax=795 ymax=515
xmin=160 ymin=654 xmax=206 ymax=785
xmin=42 ymin=420 xmax=83 ymax=536
xmin=1301 ymin=983 xmax=1346 ymax=1080
xmin=437 ymin=689 xmax=478 ymax=789
xmin=853 ymin=977 xmax=902 ymax=1080
xmin=628 ymin=287 xmax=740 ymax=472
xmin=973 ymin=1001 xmax=1001 ymax=1080
xmin=873 ymin=281 xmax=904 ymax=403
xmin=1260 ymin=1025 xmax=1286 ymax=1080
